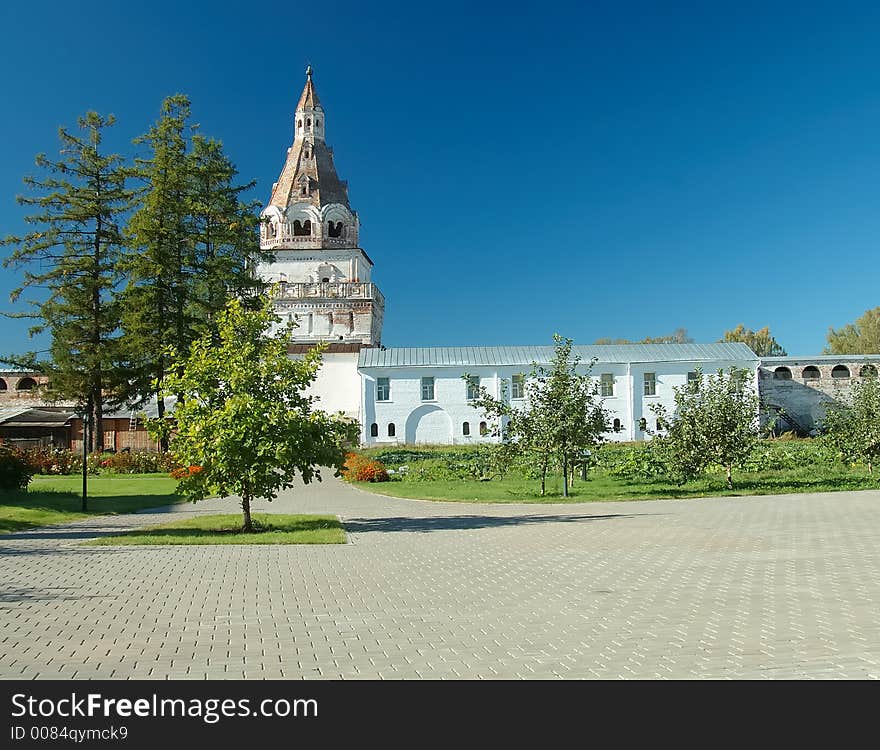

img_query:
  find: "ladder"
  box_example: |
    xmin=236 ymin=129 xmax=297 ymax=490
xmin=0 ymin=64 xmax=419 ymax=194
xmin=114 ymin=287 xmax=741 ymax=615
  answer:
xmin=129 ymin=411 xmax=137 ymax=431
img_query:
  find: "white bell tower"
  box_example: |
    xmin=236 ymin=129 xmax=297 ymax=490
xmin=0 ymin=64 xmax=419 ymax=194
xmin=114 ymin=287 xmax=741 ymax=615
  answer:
xmin=257 ymin=67 xmax=384 ymax=348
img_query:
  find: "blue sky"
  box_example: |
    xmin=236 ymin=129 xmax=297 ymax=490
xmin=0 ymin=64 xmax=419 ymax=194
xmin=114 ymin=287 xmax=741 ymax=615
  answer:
xmin=1 ymin=1 xmax=878 ymax=356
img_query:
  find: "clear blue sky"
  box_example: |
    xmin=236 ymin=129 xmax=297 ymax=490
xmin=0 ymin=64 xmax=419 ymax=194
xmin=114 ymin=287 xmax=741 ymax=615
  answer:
xmin=1 ymin=1 xmax=878 ymax=357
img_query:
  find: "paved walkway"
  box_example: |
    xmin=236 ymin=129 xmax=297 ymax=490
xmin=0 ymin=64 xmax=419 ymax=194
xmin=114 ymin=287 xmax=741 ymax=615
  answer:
xmin=2 ymin=476 xmax=880 ymax=679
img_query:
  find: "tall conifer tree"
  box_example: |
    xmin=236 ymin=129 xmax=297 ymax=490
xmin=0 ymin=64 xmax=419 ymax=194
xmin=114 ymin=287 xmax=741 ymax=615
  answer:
xmin=121 ymin=95 xmax=193 ymax=421
xmin=187 ymin=134 xmax=266 ymax=341
xmin=121 ymin=97 xmax=265 ymax=430
xmin=1 ymin=112 xmax=133 ymax=450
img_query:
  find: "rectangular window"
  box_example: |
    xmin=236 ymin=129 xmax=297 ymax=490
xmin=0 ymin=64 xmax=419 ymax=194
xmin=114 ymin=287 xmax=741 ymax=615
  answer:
xmin=466 ymin=375 xmax=480 ymax=401
xmin=644 ymin=372 xmax=656 ymax=396
xmin=600 ymin=373 xmax=614 ymax=397
xmin=687 ymin=371 xmax=698 ymax=384
xmin=421 ymin=376 xmax=435 ymax=401
xmin=511 ymin=374 xmax=525 ymax=399
xmin=376 ymin=377 xmax=390 ymax=401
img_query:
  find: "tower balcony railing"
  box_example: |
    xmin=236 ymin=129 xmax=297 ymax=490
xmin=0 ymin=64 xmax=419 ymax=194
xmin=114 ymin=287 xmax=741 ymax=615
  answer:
xmin=272 ymin=281 xmax=384 ymax=307
xmin=261 ymin=231 xmax=356 ymax=250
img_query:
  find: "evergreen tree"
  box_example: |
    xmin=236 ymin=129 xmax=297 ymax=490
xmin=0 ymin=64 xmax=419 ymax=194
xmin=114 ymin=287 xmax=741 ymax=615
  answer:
xmin=187 ymin=134 xmax=266 ymax=341
xmin=121 ymin=96 xmax=265 ymax=429
xmin=121 ymin=95 xmax=193 ymax=424
xmin=1 ymin=112 xmax=133 ymax=450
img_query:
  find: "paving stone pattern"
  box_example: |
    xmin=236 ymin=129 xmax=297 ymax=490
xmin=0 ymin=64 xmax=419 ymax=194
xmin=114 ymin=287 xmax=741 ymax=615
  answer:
xmin=2 ymin=477 xmax=880 ymax=679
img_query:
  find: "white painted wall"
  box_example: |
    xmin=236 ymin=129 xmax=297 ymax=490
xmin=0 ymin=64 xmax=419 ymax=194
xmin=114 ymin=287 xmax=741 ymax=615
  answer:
xmin=299 ymin=352 xmax=361 ymax=420
xmin=358 ymin=360 xmax=759 ymax=446
xmin=257 ymin=248 xmax=372 ymax=284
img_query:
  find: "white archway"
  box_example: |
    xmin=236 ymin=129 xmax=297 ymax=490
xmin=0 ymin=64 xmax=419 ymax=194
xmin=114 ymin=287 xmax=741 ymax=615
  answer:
xmin=405 ymin=405 xmax=453 ymax=444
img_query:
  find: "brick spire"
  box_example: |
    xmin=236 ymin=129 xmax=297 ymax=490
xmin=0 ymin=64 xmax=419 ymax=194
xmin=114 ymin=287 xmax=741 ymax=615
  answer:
xmin=267 ymin=68 xmax=349 ymax=211
xmin=296 ymin=65 xmax=322 ymax=111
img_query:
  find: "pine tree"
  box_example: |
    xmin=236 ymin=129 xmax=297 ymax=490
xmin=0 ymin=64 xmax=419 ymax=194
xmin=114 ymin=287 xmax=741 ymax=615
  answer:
xmin=1 ymin=112 xmax=133 ymax=450
xmin=121 ymin=95 xmax=194 ymax=424
xmin=187 ymin=134 xmax=266 ymax=341
xmin=121 ymin=97 xmax=265 ymax=432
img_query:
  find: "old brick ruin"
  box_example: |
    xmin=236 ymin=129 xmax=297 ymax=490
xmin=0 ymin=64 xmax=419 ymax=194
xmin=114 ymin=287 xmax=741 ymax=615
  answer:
xmin=759 ymin=356 xmax=879 ymax=435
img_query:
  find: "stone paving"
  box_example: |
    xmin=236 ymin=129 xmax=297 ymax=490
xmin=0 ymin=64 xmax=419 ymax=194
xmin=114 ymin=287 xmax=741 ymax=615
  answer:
xmin=2 ymin=476 xmax=880 ymax=679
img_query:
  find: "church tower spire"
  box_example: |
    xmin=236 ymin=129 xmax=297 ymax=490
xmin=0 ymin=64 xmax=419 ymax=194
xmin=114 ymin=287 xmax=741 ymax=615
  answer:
xmin=295 ymin=65 xmax=323 ymax=140
xmin=257 ymin=68 xmax=384 ymax=348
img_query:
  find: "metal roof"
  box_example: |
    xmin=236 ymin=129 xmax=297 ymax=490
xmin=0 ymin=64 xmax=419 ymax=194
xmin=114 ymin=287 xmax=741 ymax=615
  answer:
xmin=359 ymin=343 xmax=758 ymax=368
xmin=0 ymin=407 xmax=30 ymax=424
xmin=102 ymin=396 xmax=178 ymax=420
xmin=0 ymin=408 xmax=75 ymax=427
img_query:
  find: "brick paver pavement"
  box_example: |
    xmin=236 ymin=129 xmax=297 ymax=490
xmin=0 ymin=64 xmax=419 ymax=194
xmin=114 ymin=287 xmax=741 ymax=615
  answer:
xmin=2 ymin=476 xmax=880 ymax=679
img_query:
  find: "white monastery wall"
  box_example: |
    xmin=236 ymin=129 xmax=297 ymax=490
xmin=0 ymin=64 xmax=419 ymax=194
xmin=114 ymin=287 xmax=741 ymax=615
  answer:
xmin=301 ymin=352 xmax=361 ymax=420
xmin=359 ymin=358 xmax=759 ymax=446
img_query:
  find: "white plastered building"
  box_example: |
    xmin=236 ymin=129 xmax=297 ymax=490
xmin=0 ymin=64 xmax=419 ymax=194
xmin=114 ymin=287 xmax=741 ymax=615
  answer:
xmin=256 ymin=68 xmax=383 ymax=421
xmin=256 ymin=73 xmax=762 ymax=441
xmin=358 ymin=344 xmax=760 ymax=446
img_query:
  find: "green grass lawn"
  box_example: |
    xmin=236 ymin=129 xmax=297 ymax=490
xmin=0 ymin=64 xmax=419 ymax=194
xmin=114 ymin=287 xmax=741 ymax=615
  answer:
xmin=84 ymin=513 xmax=345 ymax=545
xmin=357 ymin=466 xmax=880 ymax=503
xmin=0 ymin=474 xmax=182 ymax=532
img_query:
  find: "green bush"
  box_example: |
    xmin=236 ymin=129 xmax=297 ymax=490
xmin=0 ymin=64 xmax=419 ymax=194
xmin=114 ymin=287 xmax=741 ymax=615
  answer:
xmin=0 ymin=447 xmax=35 ymax=491
xmin=596 ymin=442 xmax=667 ymax=479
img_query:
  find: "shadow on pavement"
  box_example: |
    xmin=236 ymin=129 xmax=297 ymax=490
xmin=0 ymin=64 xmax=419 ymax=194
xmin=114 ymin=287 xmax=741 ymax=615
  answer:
xmin=343 ymin=512 xmax=655 ymax=533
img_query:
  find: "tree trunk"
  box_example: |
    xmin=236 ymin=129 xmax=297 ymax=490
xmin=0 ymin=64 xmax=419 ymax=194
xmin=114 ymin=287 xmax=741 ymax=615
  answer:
xmin=155 ymin=379 xmax=168 ymax=453
xmin=85 ymin=393 xmax=94 ymax=453
xmin=241 ymin=492 xmax=254 ymax=533
xmin=93 ymin=385 xmax=104 ymax=454
xmin=562 ymin=455 xmax=569 ymax=497
xmin=540 ymin=465 xmax=546 ymax=497
xmin=725 ymin=464 xmax=733 ymax=490
xmin=869 ymin=461 xmax=873 ymax=475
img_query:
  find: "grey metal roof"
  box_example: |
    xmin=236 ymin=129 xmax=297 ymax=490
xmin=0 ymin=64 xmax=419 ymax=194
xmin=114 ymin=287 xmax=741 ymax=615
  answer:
xmin=102 ymin=396 xmax=178 ymax=420
xmin=359 ymin=343 xmax=758 ymax=368
xmin=0 ymin=408 xmax=75 ymax=427
xmin=0 ymin=407 xmax=30 ymax=424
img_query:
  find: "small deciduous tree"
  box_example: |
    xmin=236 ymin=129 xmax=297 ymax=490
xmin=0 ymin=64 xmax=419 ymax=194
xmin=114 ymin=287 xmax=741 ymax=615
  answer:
xmin=825 ymin=307 xmax=880 ymax=355
xmin=821 ymin=372 xmax=880 ymax=474
xmin=594 ymin=328 xmax=693 ymax=345
xmin=148 ymin=296 xmax=358 ymax=532
xmin=649 ymin=367 xmax=761 ymax=489
xmin=470 ymin=335 xmax=610 ymax=497
xmin=720 ymin=324 xmax=786 ymax=356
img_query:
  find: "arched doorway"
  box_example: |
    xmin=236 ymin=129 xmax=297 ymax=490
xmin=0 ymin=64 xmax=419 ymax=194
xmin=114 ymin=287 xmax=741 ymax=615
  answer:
xmin=405 ymin=405 xmax=453 ymax=444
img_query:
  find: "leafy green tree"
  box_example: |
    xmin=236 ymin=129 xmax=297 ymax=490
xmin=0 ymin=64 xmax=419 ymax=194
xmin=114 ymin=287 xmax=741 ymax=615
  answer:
xmin=594 ymin=328 xmax=693 ymax=345
xmin=720 ymin=324 xmax=786 ymax=356
xmin=470 ymin=335 xmax=610 ymax=497
xmin=1 ymin=112 xmax=133 ymax=450
xmin=822 ymin=372 xmax=880 ymax=474
xmin=148 ymin=296 xmax=358 ymax=532
xmin=649 ymin=367 xmax=761 ymax=489
xmin=825 ymin=307 xmax=880 ymax=354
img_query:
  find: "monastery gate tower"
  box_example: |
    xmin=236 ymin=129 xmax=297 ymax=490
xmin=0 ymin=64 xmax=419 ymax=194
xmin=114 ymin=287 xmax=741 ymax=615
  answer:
xmin=256 ymin=68 xmax=383 ymax=419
